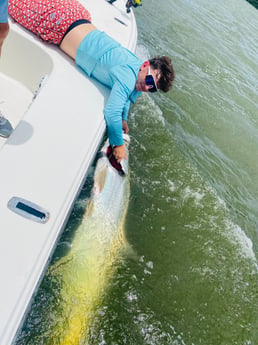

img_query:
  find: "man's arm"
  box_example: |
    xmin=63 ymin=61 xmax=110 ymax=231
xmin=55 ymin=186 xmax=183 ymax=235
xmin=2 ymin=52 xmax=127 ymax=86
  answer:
xmin=121 ymin=99 xmax=130 ymax=135
xmin=0 ymin=0 xmax=9 ymax=56
xmin=122 ymin=99 xmax=130 ymax=121
xmin=104 ymin=81 xmax=130 ymax=144
xmin=103 ymin=81 xmax=131 ymax=162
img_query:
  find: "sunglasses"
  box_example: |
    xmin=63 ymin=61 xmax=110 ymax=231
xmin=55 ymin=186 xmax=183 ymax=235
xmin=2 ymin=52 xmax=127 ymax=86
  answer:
xmin=145 ymin=66 xmax=158 ymax=93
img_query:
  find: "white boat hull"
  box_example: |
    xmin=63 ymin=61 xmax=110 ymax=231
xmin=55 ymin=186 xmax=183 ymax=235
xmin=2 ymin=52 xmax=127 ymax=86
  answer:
xmin=0 ymin=1 xmax=137 ymax=344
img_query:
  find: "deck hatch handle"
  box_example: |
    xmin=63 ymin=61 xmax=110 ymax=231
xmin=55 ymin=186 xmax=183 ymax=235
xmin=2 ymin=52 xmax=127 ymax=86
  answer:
xmin=114 ymin=17 xmax=127 ymax=26
xmin=7 ymin=197 xmax=49 ymax=223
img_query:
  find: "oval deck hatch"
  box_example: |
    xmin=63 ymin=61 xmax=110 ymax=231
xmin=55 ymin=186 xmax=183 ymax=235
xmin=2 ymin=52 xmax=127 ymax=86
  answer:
xmin=7 ymin=197 xmax=49 ymax=223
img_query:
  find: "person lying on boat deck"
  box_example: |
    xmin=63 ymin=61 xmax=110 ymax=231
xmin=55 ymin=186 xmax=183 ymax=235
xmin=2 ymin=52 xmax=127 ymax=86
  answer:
xmin=0 ymin=0 xmax=9 ymax=56
xmin=8 ymin=0 xmax=174 ymax=162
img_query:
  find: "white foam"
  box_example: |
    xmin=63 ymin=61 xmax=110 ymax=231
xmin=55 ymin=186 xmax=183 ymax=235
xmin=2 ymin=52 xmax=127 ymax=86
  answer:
xmin=168 ymin=179 xmax=177 ymax=192
xmin=126 ymin=290 xmax=138 ymax=302
xmin=183 ymin=186 xmax=205 ymax=205
xmin=146 ymin=261 xmax=154 ymax=269
xmin=212 ymin=194 xmax=257 ymax=268
xmin=135 ymin=43 xmax=150 ymax=60
xmin=224 ymin=219 xmax=257 ymax=268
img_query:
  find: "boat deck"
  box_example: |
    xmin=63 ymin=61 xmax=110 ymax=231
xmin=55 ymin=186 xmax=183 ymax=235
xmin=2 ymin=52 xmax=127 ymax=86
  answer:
xmin=0 ymin=1 xmax=137 ymax=344
xmin=0 ymin=73 xmax=33 ymax=146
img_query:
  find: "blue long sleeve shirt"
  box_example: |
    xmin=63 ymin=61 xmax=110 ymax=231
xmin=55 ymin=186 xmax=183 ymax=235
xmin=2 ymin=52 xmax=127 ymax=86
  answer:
xmin=75 ymin=29 xmax=143 ymax=146
xmin=0 ymin=0 xmax=8 ymax=22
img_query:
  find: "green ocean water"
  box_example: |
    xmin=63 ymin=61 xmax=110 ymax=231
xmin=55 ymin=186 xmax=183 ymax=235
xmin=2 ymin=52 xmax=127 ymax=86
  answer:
xmin=16 ymin=0 xmax=258 ymax=344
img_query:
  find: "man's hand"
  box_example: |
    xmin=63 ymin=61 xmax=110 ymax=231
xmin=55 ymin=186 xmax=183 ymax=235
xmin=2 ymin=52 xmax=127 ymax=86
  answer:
xmin=113 ymin=144 xmax=127 ymax=163
xmin=122 ymin=119 xmax=129 ymax=134
xmin=0 ymin=22 xmax=9 ymax=57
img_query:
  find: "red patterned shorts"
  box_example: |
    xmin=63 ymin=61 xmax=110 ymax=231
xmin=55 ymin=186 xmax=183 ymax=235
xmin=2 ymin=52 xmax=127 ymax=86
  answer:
xmin=8 ymin=0 xmax=92 ymax=45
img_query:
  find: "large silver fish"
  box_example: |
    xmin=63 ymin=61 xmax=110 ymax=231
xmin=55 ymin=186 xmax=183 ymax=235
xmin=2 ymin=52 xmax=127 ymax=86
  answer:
xmin=47 ymin=134 xmax=131 ymax=344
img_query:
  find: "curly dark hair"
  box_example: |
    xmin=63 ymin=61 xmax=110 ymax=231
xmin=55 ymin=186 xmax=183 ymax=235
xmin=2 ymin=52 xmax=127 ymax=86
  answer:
xmin=149 ymin=56 xmax=174 ymax=92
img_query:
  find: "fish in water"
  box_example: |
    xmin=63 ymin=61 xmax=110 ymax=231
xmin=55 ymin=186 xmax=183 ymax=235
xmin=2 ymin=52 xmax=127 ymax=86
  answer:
xmin=47 ymin=134 xmax=131 ymax=344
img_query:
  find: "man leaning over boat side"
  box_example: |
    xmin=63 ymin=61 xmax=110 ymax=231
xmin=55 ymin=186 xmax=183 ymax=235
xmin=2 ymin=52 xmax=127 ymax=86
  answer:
xmin=0 ymin=0 xmax=9 ymax=56
xmin=8 ymin=0 xmax=174 ymax=162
